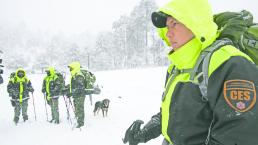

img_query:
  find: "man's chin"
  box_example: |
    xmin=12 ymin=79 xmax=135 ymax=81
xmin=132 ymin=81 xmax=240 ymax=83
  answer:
xmin=171 ymin=44 xmax=180 ymax=51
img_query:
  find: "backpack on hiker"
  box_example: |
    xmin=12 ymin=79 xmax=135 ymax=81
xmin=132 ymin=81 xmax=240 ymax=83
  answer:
xmin=214 ymin=10 xmax=258 ymax=64
xmin=56 ymin=72 xmax=66 ymax=95
xmin=80 ymin=69 xmax=100 ymax=95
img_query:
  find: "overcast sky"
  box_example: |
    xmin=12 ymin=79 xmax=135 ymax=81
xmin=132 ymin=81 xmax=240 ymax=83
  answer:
xmin=0 ymin=0 xmax=257 ymax=34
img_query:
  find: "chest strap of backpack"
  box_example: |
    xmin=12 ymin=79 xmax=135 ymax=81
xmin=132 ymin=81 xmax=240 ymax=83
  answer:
xmin=189 ymin=38 xmax=233 ymax=101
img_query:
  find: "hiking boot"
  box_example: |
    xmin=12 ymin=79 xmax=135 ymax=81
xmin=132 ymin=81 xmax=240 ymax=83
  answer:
xmin=13 ymin=117 xmax=19 ymax=124
xmin=49 ymin=119 xmax=55 ymax=123
xmin=54 ymin=119 xmax=60 ymax=124
xmin=23 ymin=115 xmax=28 ymax=122
xmin=76 ymin=123 xmax=84 ymax=128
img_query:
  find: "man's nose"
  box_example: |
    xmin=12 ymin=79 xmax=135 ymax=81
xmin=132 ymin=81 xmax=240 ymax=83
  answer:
xmin=166 ymin=30 xmax=173 ymax=38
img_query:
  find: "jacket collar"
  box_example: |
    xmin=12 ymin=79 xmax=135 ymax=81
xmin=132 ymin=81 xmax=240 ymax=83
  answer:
xmin=168 ymin=37 xmax=202 ymax=70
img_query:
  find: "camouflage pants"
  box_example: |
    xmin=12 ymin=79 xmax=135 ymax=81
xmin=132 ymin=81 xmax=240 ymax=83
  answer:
xmin=73 ymin=96 xmax=86 ymax=126
xmin=14 ymin=99 xmax=28 ymax=122
xmin=48 ymin=97 xmax=59 ymax=122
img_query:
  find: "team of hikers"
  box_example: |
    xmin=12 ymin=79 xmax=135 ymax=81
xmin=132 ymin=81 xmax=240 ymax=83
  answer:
xmin=7 ymin=61 xmax=99 ymax=128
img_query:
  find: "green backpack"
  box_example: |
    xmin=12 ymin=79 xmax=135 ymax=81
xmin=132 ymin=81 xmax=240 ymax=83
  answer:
xmin=214 ymin=10 xmax=258 ymax=64
xmin=56 ymin=72 xmax=66 ymax=95
xmin=81 ymin=69 xmax=96 ymax=89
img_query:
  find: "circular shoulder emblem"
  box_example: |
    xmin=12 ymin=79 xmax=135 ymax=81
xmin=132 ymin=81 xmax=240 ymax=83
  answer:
xmin=223 ymin=79 xmax=256 ymax=112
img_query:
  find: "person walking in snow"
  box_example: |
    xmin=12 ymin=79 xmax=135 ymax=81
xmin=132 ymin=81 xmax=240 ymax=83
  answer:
xmin=67 ymin=61 xmax=86 ymax=128
xmin=7 ymin=68 xmax=34 ymax=124
xmin=123 ymin=0 xmax=258 ymax=145
xmin=42 ymin=67 xmax=62 ymax=124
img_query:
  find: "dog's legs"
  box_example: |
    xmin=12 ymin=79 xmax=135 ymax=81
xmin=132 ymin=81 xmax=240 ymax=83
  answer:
xmin=97 ymin=108 xmax=100 ymax=115
xmin=102 ymin=109 xmax=104 ymax=117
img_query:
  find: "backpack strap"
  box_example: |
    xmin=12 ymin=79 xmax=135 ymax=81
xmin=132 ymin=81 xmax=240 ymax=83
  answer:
xmin=162 ymin=66 xmax=192 ymax=101
xmin=190 ymin=38 xmax=233 ymax=101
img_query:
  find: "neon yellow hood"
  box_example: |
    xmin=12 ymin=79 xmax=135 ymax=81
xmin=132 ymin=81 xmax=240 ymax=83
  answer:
xmin=15 ymin=68 xmax=27 ymax=81
xmin=47 ymin=66 xmax=56 ymax=77
xmin=158 ymin=0 xmax=218 ymax=49
xmin=44 ymin=66 xmax=57 ymax=100
xmin=68 ymin=61 xmax=81 ymax=77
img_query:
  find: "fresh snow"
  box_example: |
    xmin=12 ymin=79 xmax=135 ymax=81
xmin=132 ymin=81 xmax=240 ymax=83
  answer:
xmin=0 ymin=67 xmax=166 ymax=145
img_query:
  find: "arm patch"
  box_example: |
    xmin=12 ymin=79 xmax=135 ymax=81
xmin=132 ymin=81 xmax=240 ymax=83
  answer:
xmin=223 ymin=79 xmax=256 ymax=112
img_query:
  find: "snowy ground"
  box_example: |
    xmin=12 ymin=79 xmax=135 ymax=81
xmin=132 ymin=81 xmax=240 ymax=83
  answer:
xmin=0 ymin=67 xmax=167 ymax=145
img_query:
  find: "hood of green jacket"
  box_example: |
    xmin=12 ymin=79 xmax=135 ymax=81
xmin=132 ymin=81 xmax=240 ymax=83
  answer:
xmin=47 ymin=66 xmax=56 ymax=77
xmin=68 ymin=62 xmax=81 ymax=77
xmin=158 ymin=0 xmax=218 ymax=50
xmin=15 ymin=68 xmax=27 ymax=82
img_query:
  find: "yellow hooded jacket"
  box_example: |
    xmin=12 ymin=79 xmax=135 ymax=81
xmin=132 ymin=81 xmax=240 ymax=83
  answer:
xmin=68 ymin=62 xmax=85 ymax=95
xmin=43 ymin=67 xmax=58 ymax=100
xmin=158 ymin=0 xmax=253 ymax=144
xmin=13 ymin=68 xmax=31 ymax=103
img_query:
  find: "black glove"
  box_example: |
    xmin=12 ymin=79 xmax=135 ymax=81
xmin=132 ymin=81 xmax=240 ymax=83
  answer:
xmin=123 ymin=120 xmax=144 ymax=145
xmin=123 ymin=113 xmax=162 ymax=145
xmin=64 ymin=84 xmax=73 ymax=97
xmin=29 ymin=87 xmax=34 ymax=93
xmin=66 ymin=92 xmax=72 ymax=98
xmin=11 ymin=100 xmax=17 ymax=107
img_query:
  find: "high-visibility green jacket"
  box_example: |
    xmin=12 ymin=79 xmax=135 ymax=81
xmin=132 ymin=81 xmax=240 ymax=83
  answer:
xmin=7 ymin=68 xmax=34 ymax=103
xmin=152 ymin=0 xmax=258 ymax=145
xmin=42 ymin=67 xmax=62 ymax=100
xmin=68 ymin=62 xmax=86 ymax=97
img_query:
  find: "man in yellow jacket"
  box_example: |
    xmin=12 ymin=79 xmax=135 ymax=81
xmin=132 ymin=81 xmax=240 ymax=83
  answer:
xmin=68 ymin=62 xmax=87 ymax=128
xmin=42 ymin=67 xmax=62 ymax=123
xmin=123 ymin=0 xmax=258 ymax=145
xmin=7 ymin=68 xmax=34 ymax=124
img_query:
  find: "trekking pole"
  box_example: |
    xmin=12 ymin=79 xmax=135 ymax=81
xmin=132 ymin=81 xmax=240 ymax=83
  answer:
xmin=68 ymin=97 xmax=77 ymax=121
xmin=63 ymin=95 xmax=73 ymax=125
xmin=43 ymin=94 xmax=49 ymax=121
xmin=68 ymin=97 xmax=81 ymax=130
xmin=31 ymin=93 xmax=37 ymax=121
xmin=61 ymin=72 xmax=74 ymax=125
